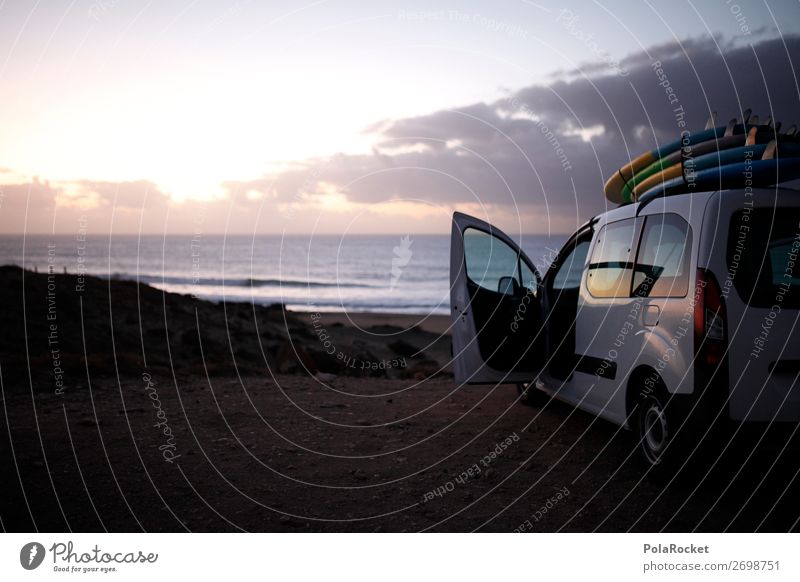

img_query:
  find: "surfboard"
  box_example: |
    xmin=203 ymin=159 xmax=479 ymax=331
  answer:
xmin=628 ymin=142 xmax=800 ymax=201
xmin=619 ymin=134 xmax=747 ymax=202
xmin=604 ymin=126 xmax=725 ymax=203
xmin=636 ymin=157 xmax=800 ymax=203
xmin=609 ymin=112 xmax=800 ymax=203
xmin=605 ymin=109 xmax=754 ymax=203
xmin=617 ymin=120 xmax=786 ymax=202
xmin=628 ymin=127 xmax=767 ymax=200
xmin=628 ymin=126 xmax=800 ymax=201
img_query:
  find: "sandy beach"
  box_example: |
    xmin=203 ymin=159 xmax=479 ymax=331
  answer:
xmin=1 ymin=266 xmax=799 ymax=532
xmin=310 ymin=311 xmax=453 ymax=335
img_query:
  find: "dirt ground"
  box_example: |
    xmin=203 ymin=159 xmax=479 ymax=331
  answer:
xmin=2 ymin=267 xmax=799 ymax=532
xmin=3 ymin=372 xmax=800 ymax=532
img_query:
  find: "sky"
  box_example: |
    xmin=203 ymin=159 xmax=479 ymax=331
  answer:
xmin=1 ymin=0 xmax=800 ymax=236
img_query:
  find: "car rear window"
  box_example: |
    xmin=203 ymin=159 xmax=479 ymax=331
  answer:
xmin=727 ymin=208 xmax=800 ymax=308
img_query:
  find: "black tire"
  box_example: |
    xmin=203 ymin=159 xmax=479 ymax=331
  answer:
xmin=634 ymin=392 xmax=677 ymax=468
xmin=516 ymin=382 xmax=549 ymax=407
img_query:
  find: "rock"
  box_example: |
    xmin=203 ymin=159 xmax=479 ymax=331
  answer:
xmin=399 ymin=359 xmax=441 ymax=380
xmin=344 ymin=342 xmax=386 ymax=377
xmin=306 ymin=348 xmax=343 ymax=374
xmin=288 ymin=324 xmax=314 ymax=339
xmin=315 ymin=371 xmax=337 ymax=382
xmin=275 ymin=343 xmax=317 ymax=374
xmin=367 ymin=324 xmax=404 ymax=334
xmin=261 ymin=304 xmax=287 ymax=322
xmin=387 ymin=339 xmax=421 ymax=358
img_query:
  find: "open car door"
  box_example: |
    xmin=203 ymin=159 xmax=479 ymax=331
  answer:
xmin=450 ymin=212 xmax=545 ymax=384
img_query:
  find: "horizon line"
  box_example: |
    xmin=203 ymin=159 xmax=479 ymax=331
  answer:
xmin=0 ymin=231 xmax=571 ymax=237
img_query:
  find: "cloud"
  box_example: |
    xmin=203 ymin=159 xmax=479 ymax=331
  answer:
xmin=0 ymin=178 xmax=60 ymax=209
xmin=70 ymin=180 xmax=171 ymax=210
xmin=0 ymin=178 xmax=60 ymax=233
xmin=4 ymin=33 xmax=800 ymax=235
xmin=224 ymin=33 xmax=800 ymax=233
xmin=0 ymin=177 xmax=173 ymax=233
xmin=511 ymin=34 xmax=800 ymax=149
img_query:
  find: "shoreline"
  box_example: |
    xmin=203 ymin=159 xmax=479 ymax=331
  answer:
xmin=296 ymin=310 xmax=452 ymax=335
xmin=2 ymin=263 xmax=452 ymax=335
xmin=0 ymin=265 xmax=453 ymax=386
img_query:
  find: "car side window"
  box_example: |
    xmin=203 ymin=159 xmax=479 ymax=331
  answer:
xmin=463 ymin=227 xmax=537 ymax=295
xmin=552 ymin=239 xmax=590 ymax=290
xmin=587 ymin=218 xmax=641 ymax=298
xmin=520 ymin=260 xmax=538 ymax=293
xmin=633 ymin=213 xmax=691 ymax=297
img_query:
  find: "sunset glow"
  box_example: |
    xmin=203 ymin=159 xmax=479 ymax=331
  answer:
xmin=2 ymin=1 xmax=800 ymax=234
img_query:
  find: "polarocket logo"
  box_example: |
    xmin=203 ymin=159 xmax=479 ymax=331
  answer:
xmin=20 ymin=542 xmax=46 ymax=570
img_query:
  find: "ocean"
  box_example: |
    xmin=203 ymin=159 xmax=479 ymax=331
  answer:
xmin=0 ymin=234 xmax=567 ymax=315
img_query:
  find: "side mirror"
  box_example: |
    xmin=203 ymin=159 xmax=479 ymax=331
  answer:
xmin=498 ymin=276 xmax=521 ymax=296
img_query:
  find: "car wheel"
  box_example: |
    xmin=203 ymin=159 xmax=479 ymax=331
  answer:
xmin=516 ymin=382 xmax=549 ymax=406
xmin=635 ymin=393 xmax=672 ymax=467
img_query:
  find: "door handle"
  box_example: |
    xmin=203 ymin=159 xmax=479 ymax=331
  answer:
xmin=643 ymin=304 xmax=660 ymax=327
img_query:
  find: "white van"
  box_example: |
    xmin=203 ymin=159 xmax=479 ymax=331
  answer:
xmin=450 ymin=187 xmax=800 ymax=467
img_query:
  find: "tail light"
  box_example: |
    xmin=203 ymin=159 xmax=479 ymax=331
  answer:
xmin=694 ymin=269 xmax=726 ymax=367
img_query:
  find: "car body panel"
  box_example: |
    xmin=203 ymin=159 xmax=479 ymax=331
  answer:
xmin=701 ymin=189 xmax=800 ymax=422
